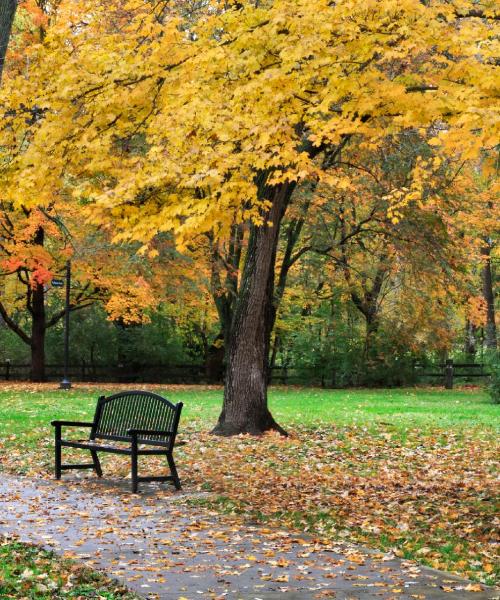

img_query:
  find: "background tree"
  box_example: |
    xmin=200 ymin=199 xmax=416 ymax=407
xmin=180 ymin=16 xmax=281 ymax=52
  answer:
xmin=1 ymin=0 xmax=498 ymax=427
xmin=0 ymin=0 xmax=17 ymax=83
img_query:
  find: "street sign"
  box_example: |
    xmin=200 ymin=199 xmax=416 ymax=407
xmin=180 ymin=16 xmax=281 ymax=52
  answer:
xmin=51 ymin=278 xmax=64 ymax=287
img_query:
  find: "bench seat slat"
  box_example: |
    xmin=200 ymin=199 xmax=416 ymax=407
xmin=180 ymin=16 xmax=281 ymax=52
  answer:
xmin=94 ymin=432 xmax=171 ymax=447
xmin=51 ymin=420 xmax=94 ymax=427
xmin=61 ymin=440 xmax=172 ymax=455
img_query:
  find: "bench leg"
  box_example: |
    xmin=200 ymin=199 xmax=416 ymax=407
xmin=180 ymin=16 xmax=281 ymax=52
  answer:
xmin=54 ymin=426 xmax=62 ymax=480
xmin=166 ymin=452 xmax=181 ymax=490
xmin=90 ymin=450 xmax=102 ymax=477
xmin=131 ymin=438 xmax=139 ymax=493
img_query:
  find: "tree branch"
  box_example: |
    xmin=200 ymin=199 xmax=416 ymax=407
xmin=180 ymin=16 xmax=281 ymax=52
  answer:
xmin=0 ymin=299 xmax=31 ymax=345
xmin=44 ymin=300 xmax=95 ymax=329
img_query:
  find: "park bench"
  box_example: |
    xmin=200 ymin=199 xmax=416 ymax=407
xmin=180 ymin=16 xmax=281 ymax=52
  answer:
xmin=51 ymin=390 xmax=183 ymax=493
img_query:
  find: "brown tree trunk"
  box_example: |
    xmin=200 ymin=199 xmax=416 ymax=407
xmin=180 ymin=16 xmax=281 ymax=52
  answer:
xmin=29 ymin=225 xmax=46 ymax=381
xmin=209 ymin=224 xmax=244 ymax=375
xmin=205 ymin=332 xmax=225 ymax=383
xmin=30 ymin=280 xmax=46 ymax=381
xmin=481 ymin=243 xmax=497 ymax=350
xmin=0 ymin=0 xmax=17 ymax=83
xmin=364 ymin=314 xmax=379 ymax=360
xmin=212 ymin=180 xmax=295 ymax=436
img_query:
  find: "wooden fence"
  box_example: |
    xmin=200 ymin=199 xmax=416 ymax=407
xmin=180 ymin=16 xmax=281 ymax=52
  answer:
xmin=0 ymin=359 xmax=490 ymax=388
xmin=0 ymin=362 xmax=324 ymax=385
xmin=414 ymin=360 xmax=490 ymax=389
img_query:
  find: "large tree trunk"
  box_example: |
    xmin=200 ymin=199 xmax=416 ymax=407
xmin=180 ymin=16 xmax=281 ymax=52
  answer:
xmin=212 ymin=180 xmax=295 ymax=436
xmin=482 ymin=242 xmax=497 ymax=350
xmin=0 ymin=0 xmax=17 ymax=83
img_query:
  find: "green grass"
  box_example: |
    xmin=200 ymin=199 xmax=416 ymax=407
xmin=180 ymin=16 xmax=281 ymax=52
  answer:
xmin=0 ymin=538 xmax=139 ymax=599
xmin=0 ymin=385 xmax=497 ymax=441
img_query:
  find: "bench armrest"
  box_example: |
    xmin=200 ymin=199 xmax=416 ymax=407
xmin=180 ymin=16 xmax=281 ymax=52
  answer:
xmin=51 ymin=420 xmax=94 ymax=428
xmin=127 ymin=428 xmax=174 ymax=437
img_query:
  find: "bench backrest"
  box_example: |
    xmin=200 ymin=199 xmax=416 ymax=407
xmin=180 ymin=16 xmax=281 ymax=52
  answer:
xmin=90 ymin=390 xmax=182 ymax=448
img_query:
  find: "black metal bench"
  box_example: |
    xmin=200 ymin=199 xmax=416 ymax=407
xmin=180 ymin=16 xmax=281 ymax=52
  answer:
xmin=51 ymin=390 xmax=183 ymax=493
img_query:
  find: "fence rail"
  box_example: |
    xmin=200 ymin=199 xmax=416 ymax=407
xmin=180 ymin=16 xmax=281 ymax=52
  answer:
xmin=0 ymin=362 xmax=327 ymax=385
xmin=0 ymin=359 xmax=491 ymax=388
xmin=1 ymin=361 xmax=206 ymax=384
xmin=414 ymin=360 xmax=491 ymax=389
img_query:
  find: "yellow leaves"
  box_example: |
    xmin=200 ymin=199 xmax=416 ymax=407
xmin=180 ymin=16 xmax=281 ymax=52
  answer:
xmin=1 ymin=0 xmax=498 ymax=266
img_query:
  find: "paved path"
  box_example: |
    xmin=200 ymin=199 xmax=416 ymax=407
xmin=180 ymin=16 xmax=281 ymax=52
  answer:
xmin=0 ymin=474 xmax=496 ymax=600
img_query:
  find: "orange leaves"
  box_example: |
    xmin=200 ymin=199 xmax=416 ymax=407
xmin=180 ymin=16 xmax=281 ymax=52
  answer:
xmin=31 ymin=265 xmax=53 ymax=285
xmin=0 ymin=207 xmax=63 ymax=289
xmin=171 ymin=424 xmax=499 ymax=585
xmin=466 ymin=296 xmax=488 ymax=327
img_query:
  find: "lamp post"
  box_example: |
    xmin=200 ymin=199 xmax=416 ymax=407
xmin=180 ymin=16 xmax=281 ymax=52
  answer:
xmin=59 ymin=260 xmax=72 ymax=390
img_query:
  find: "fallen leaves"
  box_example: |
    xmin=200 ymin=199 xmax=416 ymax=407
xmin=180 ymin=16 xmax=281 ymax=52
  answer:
xmin=0 ymin=385 xmax=498 ymax=589
xmin=174 ymin=425 xmax=499 ymax=586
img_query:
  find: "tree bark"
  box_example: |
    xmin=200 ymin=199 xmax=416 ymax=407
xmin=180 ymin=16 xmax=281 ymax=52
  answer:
xmin=212 ymin=180 xmax=295 ymax=436
xmin=363 ymin=311 xmax=379 ymax=365
xmin=209 ymin=223 xmax=244 ymax=370
xmin=30 ymin=280 xmax=46 ymax=381
xmin=0 ymin=0 xmax=17 ymax=84
xmin=29 ymin=226 xmax=46 ymax=381
xmin=481 ymin=242 xmax=497 ymax=350
xmin=205 ymin=332 xmax=225 ymax=383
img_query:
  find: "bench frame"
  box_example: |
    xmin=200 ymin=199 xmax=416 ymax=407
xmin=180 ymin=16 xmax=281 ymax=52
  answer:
xmin=51 ymin=391 xmax=183 ymax=493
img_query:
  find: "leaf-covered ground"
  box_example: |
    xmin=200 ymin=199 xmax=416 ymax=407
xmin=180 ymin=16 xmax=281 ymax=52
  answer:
xmin=0 ymin=537 xmax=139 ymax=599
xmin=0 ymin=384 xmax=498 ymax=586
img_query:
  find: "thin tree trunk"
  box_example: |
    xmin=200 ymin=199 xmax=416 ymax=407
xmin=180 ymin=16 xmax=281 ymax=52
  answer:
xmin=30 ymin=280 xmax=46 ymax=381
xmin=29 ymin=225 xmax=46 ymax=381
xmin=0 ymin=0 xmax=17 ymax=83
xmin=464 ymin=319 xmax=477 ymax=358
xmin=364 ymin=314 xmax=379 ymax=360
xmin=268 ymin=333 xmax=280 ymax=381
xmin=212 ymin=180 xmax=295 ymax=436
xmin=209 ymin=224 xmax=243 ymax=370
xmin=482 ymin=243 xmax=497 ymax=350
xmin=205 ymin=332 xmax=225 ymax=383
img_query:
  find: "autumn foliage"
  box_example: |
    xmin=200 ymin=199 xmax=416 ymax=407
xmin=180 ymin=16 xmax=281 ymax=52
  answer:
xmin=0 ymin=1 xmax=498 ymax=416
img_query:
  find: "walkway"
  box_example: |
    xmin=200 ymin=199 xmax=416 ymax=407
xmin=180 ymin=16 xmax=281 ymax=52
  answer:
xmin=0 ymin=474 xmax=496 ymax=600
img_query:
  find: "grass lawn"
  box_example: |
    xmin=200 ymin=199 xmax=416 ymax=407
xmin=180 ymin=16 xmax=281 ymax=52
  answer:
xmin=0 ymin=384 xmax=497 ymax=434
xmin=0 ymin=383 xmax=498 ymax=586
xmin=0 ymin=537 xmax=139 ymax=599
